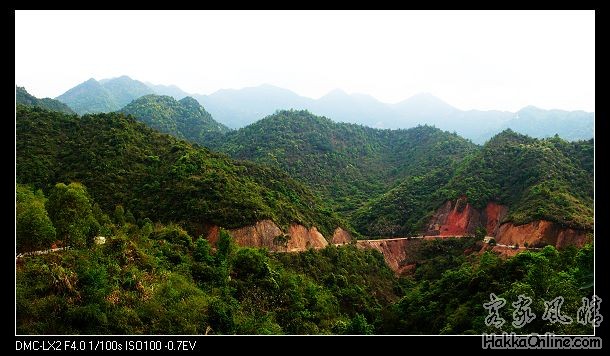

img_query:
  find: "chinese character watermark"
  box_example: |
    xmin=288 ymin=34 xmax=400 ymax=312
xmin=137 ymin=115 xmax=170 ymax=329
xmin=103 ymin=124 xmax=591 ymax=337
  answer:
xmin=483 ymin=294 xmax=603 ymax=328
xmin=542 ymin=296 xmax=572 ymax=324
xmin=577 ymin=295 xmax=603 ymax=327
xmin=512 ymin=294 xmax=536 ymax=328
xmin=484 ymin=293 xmax=507 ymax=328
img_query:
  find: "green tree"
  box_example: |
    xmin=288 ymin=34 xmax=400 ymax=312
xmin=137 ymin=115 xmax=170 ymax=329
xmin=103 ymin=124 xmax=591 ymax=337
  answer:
xmin=46 ymin=182 xmax=97 ymax=248
xmin=474 ymin=227 xmax=487 ymax=241
xmin=114 ymin=205 xmax=125 ymax=225
xmin=193 ymin=237 xmax=214 ymax=264
xmin=16 ymin=184 xmax=56 ymax=252
xmin=217 ymin=229 xmax=234 ymax=263
xmin=125 ymin=210 xmax=136 ymax=225
xmin=348 ymin=313 xmax=374 ymax=335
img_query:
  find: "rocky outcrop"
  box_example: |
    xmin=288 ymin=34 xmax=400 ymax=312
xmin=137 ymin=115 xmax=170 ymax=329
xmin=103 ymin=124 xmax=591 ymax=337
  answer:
xmin=426 ymin=199 xmax=588 ymax=249
xmin=482 ymin=202 xmax=509 ymax=236
xmin=495 ymin=220 xmax=589 ymax=248
xmin=425 ymin=197 xmax=481 ymax=236
xmin=331 ymin=228 xmax=352 ymax=245
xmin=206 ymin=225 xmax=221 ymax=245
xmin=209 ymin=220 xmax=284 ymax=250
xmin=286 ymin=225 xmax=328 ymax=251
xmin=359 ymin=200 xmax=590 ymax=274
xmin=356 ymin=238 xmax=423 ymax=274
xmin=206 ymin=220 xmax=330 ymax=252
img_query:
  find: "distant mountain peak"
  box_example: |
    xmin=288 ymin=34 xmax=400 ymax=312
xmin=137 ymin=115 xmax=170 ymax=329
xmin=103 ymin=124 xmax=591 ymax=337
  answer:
xmin=399 ymin=92 xmax=453 ymax=106
xmin=57 ymin=76 xmax=153 ymax=115
xmin=258 ymin=83 xmax=284 ymax=90
xmin=99 ymin=75 xmax=133 ymax=83
xmin=518 ymin=105 xmax=543 ymax=112
xmin=323 ymin=88 xmax=349 ymax=97
xmin=83 ymin=78 xmax=101 ymax=85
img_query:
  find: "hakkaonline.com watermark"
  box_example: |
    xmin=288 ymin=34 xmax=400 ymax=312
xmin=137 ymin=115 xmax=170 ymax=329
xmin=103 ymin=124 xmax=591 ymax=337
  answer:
xmin=482 ymin=294 xmax=602 ymax=349
xmin=482 ymin=333 xmax=601 ymax=349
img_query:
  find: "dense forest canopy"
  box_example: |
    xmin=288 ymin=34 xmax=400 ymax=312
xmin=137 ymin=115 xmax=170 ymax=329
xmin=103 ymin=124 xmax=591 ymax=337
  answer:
xmin=209 ymin=110 xmax=476 ymax=217
xmin=16 ymin=105 xmax=343 ymax=238
xmin=211 ymin=110 xmax=593 ymax=237
xmin=120 ymin=94 xmax=229 ymax=146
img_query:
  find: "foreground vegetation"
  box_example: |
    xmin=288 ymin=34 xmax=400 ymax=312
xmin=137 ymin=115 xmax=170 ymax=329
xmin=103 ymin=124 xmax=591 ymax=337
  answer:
xmin=16 ymin=183 xmax=593 ymax=334
xmin=17 ymin=192 xmax=396 ymax=334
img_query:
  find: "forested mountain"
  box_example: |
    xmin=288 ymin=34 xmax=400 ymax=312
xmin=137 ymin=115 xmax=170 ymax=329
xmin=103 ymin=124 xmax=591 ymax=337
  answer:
xmin=443 ymin=130 xmax=593 ymax=229
xmin=16 ymin=105 xmax=343 ymax=237
xmin=120 ymin=95 xmax=229 ymax=146
xmin=210 ymin=110 xmax=593 ymax=237
xmin=56 ymin=76 xmax=155 ymax=114
xmin=16 ymin=86 xmax=75 ymax=114
xmin=16 ymin=217 xmax=593 ymax=335
xmin=97 ymin=76 xmax=154 ymax=107
xmin=145 ymin=82 xmax=190 ymax=100
xmin=351 ymin=169 xmax=453 ymax=236
xmin=209 ymin=110 xmax=477 ymax=215
xmin=354 ymin=130 xmax=593 ymax=236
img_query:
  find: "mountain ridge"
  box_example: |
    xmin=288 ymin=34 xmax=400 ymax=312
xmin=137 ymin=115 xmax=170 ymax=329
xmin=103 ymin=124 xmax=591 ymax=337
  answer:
xmin=16 ymin=86 xmax=75 ymax=114
xmin=52 ymin=76 xmax=593 ymax=143
xmin=120 ymin=94 xmax=229 ymax=146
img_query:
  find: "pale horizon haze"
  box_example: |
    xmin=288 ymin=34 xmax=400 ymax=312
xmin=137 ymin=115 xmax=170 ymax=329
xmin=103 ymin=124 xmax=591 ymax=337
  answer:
xmin=15 ymin=10 xmax=595 ymax=112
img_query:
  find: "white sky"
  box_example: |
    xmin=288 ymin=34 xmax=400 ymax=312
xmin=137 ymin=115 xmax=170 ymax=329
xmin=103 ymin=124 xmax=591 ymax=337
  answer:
xmin=15 ymin=10 xmax=595 ymax=112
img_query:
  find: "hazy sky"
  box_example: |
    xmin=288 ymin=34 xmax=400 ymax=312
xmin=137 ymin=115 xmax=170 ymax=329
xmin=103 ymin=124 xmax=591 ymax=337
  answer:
xmin=15 ymin=10 xmax=595 ymax=112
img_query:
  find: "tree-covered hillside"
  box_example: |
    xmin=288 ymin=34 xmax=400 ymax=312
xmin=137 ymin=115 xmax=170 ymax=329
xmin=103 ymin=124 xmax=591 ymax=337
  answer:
xmin=355 ymin=130 xmax=593 ymax=236
xmin=210 ymin=111 xmax=592 ymax=237
xmin=16 ymin=86 xmax=75 ymax=114
xmin=120 ymin=95 xmax=229 ymax=146
xmin=98 ymin=75 xmax=154 ymax=108
xmin=441 ymin=130 xmax=593 ymax=229
xmin=210 ymin=110 xmax=476 ymax=215
xmin=16 ymin=105 xmax=343 ymax=237
xmin=56 ymin=76 xmax=154 ymax=114
xmin=352 ymin=169 xmax=453 ymax=236
xmin=16 ymin=185 xmax=398 ymax=334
